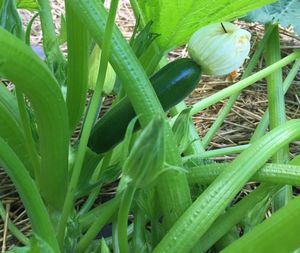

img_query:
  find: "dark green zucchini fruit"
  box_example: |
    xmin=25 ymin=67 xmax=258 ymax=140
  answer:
xmin=88 ymin=58 xmax=202 ymax=154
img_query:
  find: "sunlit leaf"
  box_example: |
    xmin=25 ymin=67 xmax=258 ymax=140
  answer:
xmin=131 ymin=0 xmax=277 ymax=52
xmin=16 ymin=0 xmax=39 ymax=11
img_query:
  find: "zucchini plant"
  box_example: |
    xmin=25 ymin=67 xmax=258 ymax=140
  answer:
xmin=0 ymin=0 xmax=300 ymax=252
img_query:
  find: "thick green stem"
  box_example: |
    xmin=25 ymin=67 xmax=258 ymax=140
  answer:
xmin=57 ymin=0 xmax=120 ymax=248
xmin=69 ymin=0 xmax=192 ymax=230
xmin=65 ymin=1 xmax=89 ymax=131
xmin=153 ymin=120 xmax=300 ymax=253
xmin=132 ymin=208 xmax=147 ymax=253
xmin=265 ymin=24 xmax=290 ymax=210
xmin=197 ymin=184 xmax=279 ymax=253
xmin=112 ymin=219 xmax=120 ymax=253
xmin=196 ymin=153 xmax=300 ymax=252
xmin=37 ymin=0 xmax=60 ymax=54
xmin=37 ymin=0 xmax=66 ymax=83
xmin=265 ymin=24 xmax=288 ymax=162
xmin=221 ymin=193 xmax=300 ymax=253
xmin=251 ymin=59 xmax=300 ymax=142
xmin=187 ymin=163 xmax=300 ymax=186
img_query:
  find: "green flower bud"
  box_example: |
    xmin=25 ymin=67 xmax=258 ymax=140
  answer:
xmin=123 ymin=116 xmax=165 ymax=189
xmin=188 ymin=22 xmax=251 ymax=75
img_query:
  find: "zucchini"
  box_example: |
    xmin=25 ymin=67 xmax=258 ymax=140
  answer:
xmin=88 ymin=58 xmax=202 ymax=154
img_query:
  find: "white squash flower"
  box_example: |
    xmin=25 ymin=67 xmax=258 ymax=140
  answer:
xmin=188 ymin=22 xmax=251 ymax=75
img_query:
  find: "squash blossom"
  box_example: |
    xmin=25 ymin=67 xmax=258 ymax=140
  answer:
xmin=123 ymin=117 xmax=165 ymax=189
xmin=188 ymin=22 xmax=251 ymax=75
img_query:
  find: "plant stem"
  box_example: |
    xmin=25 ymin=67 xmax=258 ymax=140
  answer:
xmin=183 ymin=144 xmax=250 ymax=161
xmin=65 ymin=1 xmax=89 ymax=132
xmin=76 ymin=197 xmax=121 ymax=253
xmin=78 ymin=153 xmax=112 ymax=215
xmin=57 ymin=0 xmax=120 ymax=248
xmin=221 ymin=193 xmax=300 ymax=253
xmin=79 ymin=195 xmax=121 ymax=232
xmin=118 ymin=185 xmax=136 ymax=253
xmin=0 ymin=138 xmax=59 ymax=252
xmin=197 ymin=184 xmax=279 ymax=253
xmin=112 ymin=217 xmax=120 ymax=253
xmin=187 ymin=162 xmax=300 ymax=186
xmin=37 ymin=0 xmax=66 ymax=82
xmin=265 ymin=24 xmax=287 ymax=161
xmin=190 ymin=51 xmax=300 ymax=116
xmin=251 ymin=58 xmax=300 ymax=142
xmin=265 ymin=24 xmax=290 ymax=210
xmin=37 ymin=0 xmax=61 ymax=55
xmin=77 ymin=183 xmax=102 ymax=216
xmin=153 ymin=120 xmax=300 ymax=253
xmin=69 ymin=0 xmax=192 ymax=230
xmin=25 ymin=13 xmax=39 ymax=45
xmin=132 ymin=208 xmax=147 ymax=253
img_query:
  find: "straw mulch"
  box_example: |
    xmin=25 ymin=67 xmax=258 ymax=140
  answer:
xmin=1 ymin=0 xmax=300 ymax=250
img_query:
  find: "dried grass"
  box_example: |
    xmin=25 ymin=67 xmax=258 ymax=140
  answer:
xmin=1 ymin=0 xmax=300 ymax=250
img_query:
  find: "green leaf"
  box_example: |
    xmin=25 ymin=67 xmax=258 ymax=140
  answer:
xmin=132 ymin=0 xmax=277 ymax=53
xmin=244 ymin=0 xmax=300 ymax=36
xmin=16 ymin=0 xmax=39 ymax=11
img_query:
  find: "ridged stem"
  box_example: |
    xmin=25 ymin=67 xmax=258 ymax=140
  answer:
xmin=57 ymin=0 xmax=120 ymax=248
